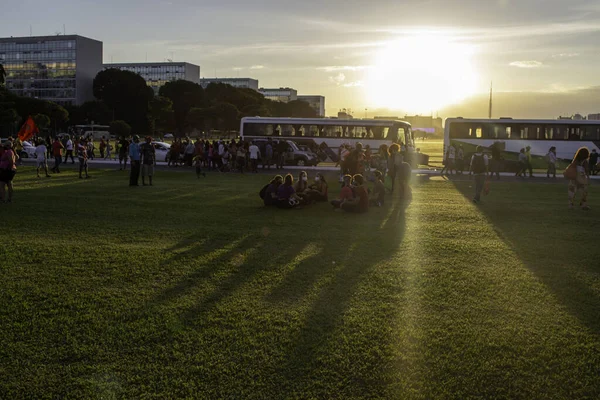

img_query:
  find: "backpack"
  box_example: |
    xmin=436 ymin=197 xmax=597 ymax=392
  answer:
xmin=259 ymin=184 xmax=269 ymax=199
xmin=471 ymin=154 xmax=486 ymax=174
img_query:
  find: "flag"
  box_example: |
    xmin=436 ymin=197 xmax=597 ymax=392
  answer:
xmin=18 ymin=116 xmax=39 ymax=142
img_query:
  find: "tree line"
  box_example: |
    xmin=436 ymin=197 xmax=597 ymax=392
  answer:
xmin=0 ymin=66 xmax=317 ymax=137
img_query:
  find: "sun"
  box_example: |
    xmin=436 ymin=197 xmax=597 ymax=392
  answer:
xmin=366 ymin=35 xmax=478 ymax=114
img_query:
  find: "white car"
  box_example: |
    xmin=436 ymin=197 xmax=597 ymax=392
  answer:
xmin=152 ymin=142 xmax=171 ymax=162
xmin=20 ymin=141 xmax=37 ymax=159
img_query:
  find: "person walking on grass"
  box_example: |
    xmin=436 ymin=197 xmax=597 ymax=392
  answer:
xmin=99 ymin=137 xmax=106 ymax=159
xmin=490 ymin=142 xmax=502 ymax=180
xmin=249 ymin=141 xmax=261 ymax=173
xmin=64 ymin=135 xmax=75 ymax=164
xmin=469 ymin=146 xmax=489 ymax=204
xmin=263 ymin=138 xmax=273 ymax=169
xmin=546 ymin=146 xmax=557 ymax=178
xmin=193 ymin=154 xmax=206 ymax=178
xmin=51 ymin=137 xmax=64 ymax=173
xmin=567 ymin=147 xmax=591 ymax=210
xmin=34 ymin=139 xmax=51 ymax=178
xmin=129 ymin=135 xmax=141 ymax=187
xmin=590 ymin=149 xmax=598 ymax=175
xmin=119 ymin=136 xmax=130 ymax=170
xmin=77 ymin=138 xmax=90 ymax=179
xmin=441 ymin=143 xmax=455 ymax=176
xmin=516 ymin=148 xmax=527 ymax=178
xmin=0 ymin=141 xmax=18 ymax=203
xmin=140 ymin=136 xmax=156 ymax=186
xmin=525 ymin=146 xmax=533 ymax=177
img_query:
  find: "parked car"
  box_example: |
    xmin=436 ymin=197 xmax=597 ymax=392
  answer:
xmin=152 ymin=141 xmax=171 ymax=162
xmin=20 ymin=141 xmax=37 ymax=159
xmin=251 ymin=139 xmax=319 ymax=166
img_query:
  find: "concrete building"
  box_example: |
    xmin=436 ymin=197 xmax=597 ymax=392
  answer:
xmin=199 ymin=78 xmax=259 ymax=91
xmin=298 ymin=95 xmax=325 ymax=117
xmin=259 ymin=87 xmax=297 ymax=103
xmin=0 ymin=34 xmax=102 ymax=106
xmin=588 ymin=113 xmax=600 ymax=120
xmin=104 ymin=62 xmax=200 ymax=94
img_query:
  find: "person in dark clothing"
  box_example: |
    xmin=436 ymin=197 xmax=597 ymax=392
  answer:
xmin=129 ymin=136 xmax=141 ymax=186
xmin=590 ymin=149 xmax=599 ymax=175
xmin=276 ymin=140 xmax=288 ymax=169
xmin=490 ymin=142 xmax=503 ymax=180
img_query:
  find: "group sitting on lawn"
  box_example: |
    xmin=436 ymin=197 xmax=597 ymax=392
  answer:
xmin=260 ymin=168 xmax=410 ymax=213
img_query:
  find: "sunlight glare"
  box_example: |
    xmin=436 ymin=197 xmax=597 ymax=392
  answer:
xmin=366 ymin=35 xmax=478 ymax=113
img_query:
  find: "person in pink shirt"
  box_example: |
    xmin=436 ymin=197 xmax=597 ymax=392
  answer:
xmin=331 ymin=175 xmax=354 ymax=209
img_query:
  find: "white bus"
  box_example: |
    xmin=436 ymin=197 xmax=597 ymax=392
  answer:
xmin=444 ymin=118 xmax=600 ymax=167
xmin=240 ymin=117 xmax=417 ymax=163
xmin=74 ymin=124 xmax=110 ymax=140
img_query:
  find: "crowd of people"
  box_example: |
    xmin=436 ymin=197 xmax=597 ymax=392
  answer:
xmin=259 ymin=142 xmax=413 ymax=213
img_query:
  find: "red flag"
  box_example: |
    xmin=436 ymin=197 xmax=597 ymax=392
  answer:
xmin=18 ymin=116 xmax=39 ymax=142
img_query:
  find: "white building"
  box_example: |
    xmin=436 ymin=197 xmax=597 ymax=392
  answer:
xmin=199 ymin=78 xmax=259 ymax=91
xmin=298 ymin=95 xmax=325 ymax=117
xmin=259 ymin=87 xmax=298 ymax=103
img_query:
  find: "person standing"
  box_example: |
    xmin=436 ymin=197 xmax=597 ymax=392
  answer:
xmin=77 ymin=138 xmax=90 ymax=179
xmin=567 ymin=147 xmax=591 ymax=210
xmin=184 ymin=140 xmax=195 ymax=167
xmin=525 ymin=146 xmax=533 ymax=177
xmin=119 ymin=136 xmax=130 ymax=170
xmin=87 ymin=139 xmax=95 ymax=160
xmin=456 ymin=145 xmax=465 ymax=175
xmin=546 ymin=146 xmax=557 ymax=178
xmin=589 ymin=148 xmax=598 ymax=175
xmin=469 ymin=146 xmax=489 ymax=204
xmin=34 ymin=139 xmax=51 ymax=178
xmin=490 ymin=142 xmax=502 ymax=180
xmin=263 ymin=138 xmax=273 ymax=169
xmin=51 ymin=137 xmax=64 ymax=173
xmin=516 ymin=148 xmax=527 ymax=178
xmin=276 ymin=140 xmax=287 ymax=169
xmin=140 ymin=136 xmax=156 ymax=186
xmin=249 ymin=141 xmax=260 ymax=173
xmin=99 ymin=137 xmax=106 ymax=159
xmin=64 ymin=135 xmax=75 ymax=164
xmin=0 ymin=141 xmax=18 ymax=203
xmin=129 ymin=135 xmax=141 ymax=186
xmin=441 ymin=144 xmax=455 ymax=176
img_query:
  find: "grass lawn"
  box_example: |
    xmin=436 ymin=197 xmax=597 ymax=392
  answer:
xmin=1 ymin=167 xmax=599 ymax=398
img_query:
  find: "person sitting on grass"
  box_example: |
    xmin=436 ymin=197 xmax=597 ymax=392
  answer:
xmin=305 ymin=172 xmax=329 ymax=203
xmin=294 ymin=171 xmax=310 ymax=204
xmin=370 ymin=170 xmax=385 ymax=207
xmin=277 ymin=174 xmax=300 ymax=209
xmin=331 ymin=174 xmax=354 ymax=209
xmin=340 ymin=174 xmax=369 ymax=213
xmin=262 ymin=175 xmax=283 ymax=206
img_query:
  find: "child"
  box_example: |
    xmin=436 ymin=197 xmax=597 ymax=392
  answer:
xmin=370 ymin=170 xmax=385 ymax=207
xmin=193 ymin=154 xmax=206 ymax=178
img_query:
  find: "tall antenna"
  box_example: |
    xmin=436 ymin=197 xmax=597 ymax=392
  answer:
xmin=488 ymin=81 xmax=493 ymax=119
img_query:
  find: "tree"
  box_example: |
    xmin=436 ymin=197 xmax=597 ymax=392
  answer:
xmin=45 ymin=103 xmax=69 ymax=133
xmin=109 ymin=120 xmax=131 ymax=138
xmin=149 ymin=96 xmax=175 ymax=134
xmin=213 ymin=102 xmax=240 ymax=131
xmin=33 ymin=114 xmax=51 ymax=131
xmin=159 ymin=80 xmax=205 ymax=135
xmin=80 ymin=100 xmax=112 ymax=125
xmin=185 ymin=107 xmax=208 ymax=133
xmin=93 ymin=69 xmax=154 ymax=133
xmin=0 ymin=88 xmax=18 ymax=135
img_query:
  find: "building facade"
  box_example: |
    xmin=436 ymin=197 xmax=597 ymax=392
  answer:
xmin=104 ymin=62 xmax=200 ymax=94
xmin=0 ymin=35 xmax=102 ymax=106
xmin=199 ymin=78 xmax=259 ymax=91
xmin=259 ymin=87 xmax=298 ymax=103
xmin=588 ymin=113 xmax=600 ymax=120
xmin=298 ymin=95 xmax=325 ymax=117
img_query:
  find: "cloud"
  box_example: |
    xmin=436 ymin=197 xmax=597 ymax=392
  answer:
xmin=343 ymin=81 xmax=364 ymax=87
xmin=329 ymin=73 xmax=346 ymax=85
xmin=317 ymin=65 xmax=371 ymax=72
xmin=509 ymin=60 xmax=544 ymax=68
xmin=552 ymin=53 xmax=580 ymax=58
xmin=250 ymin=65 xmax=265 ymax=69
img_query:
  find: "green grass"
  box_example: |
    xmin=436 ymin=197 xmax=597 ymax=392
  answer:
xmin=1 ymin=168 xmax=599 ymax=398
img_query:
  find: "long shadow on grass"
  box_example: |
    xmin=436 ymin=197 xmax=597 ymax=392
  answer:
xmin=270 ymin=198 xmax=408 ymax=395
xmin=452 ymin=180 xmax=600 ymax=334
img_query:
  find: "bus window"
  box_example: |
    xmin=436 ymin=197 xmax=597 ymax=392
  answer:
xmin=398 ymin=128 xmax=406 ymax=145
xmin=244 ymin=123 xmax=274 ymax=136
xmin=506 ymin=127 xmax=512 ymax=139
xmin=449 ymin=123 xmax=470 ymax=138
xmin=309 ymin=125 xmax=319 ymax=137
xmin=584 ymin=126 xmax=600 ymax=140
xmin=476 ymin=128 xmax=482 ymax=138
xmin=545 ymin=127 xmax=553 ymax=139
xmin=281 ymin=125 xmax=295 ymax=136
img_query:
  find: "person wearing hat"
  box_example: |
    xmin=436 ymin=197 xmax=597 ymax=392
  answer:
xmin=0 ymin=141 xmax=18 ymax=203
xmin=129 ymin=135 xmax=142 ymax=186
xmin=140 ymin=136 xmax=156 ymax=186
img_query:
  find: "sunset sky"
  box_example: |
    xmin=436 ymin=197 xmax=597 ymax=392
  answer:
xmin=3 ymin=0 xmax=600 ymax=118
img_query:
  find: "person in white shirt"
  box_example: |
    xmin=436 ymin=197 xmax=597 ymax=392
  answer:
xmin=469 ymin=146 xmax=489 ymax=203
xmin=441 ymin=144 xmax=456 ymax=176
xmin=64 ymin=136 xmax=75 ymax=164
xmin=34 ymin=139 xmax=51 ymax=178
xmin=248 ymin=141 xmax=261 ymax=173
xmin=546 ymin=146 xmax=557 ymax=178
xmin=184 ymin=141 xmax=195 ymax=167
